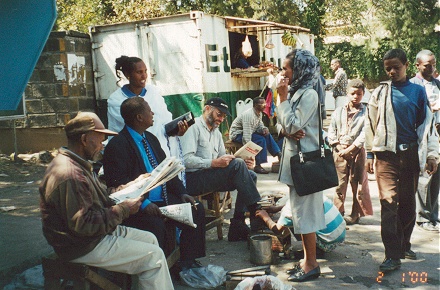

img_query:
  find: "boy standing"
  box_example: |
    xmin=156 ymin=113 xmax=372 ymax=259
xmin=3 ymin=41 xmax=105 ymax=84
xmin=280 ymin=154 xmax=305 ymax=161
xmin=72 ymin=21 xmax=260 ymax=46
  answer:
xmin=410 ymin=49 xmax=440 ymax=231
xmin=365 ymin=49 xmax=439 ymax=272
xmin=328 ymin=79 xmax=373 ymax=225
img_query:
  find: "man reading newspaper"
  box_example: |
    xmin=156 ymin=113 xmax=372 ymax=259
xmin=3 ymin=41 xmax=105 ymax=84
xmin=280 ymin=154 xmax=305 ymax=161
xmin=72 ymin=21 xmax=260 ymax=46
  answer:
xmin=181 ymin=97 xmax=265 ymax=242
xmin=103 ymin=97 xmax=206 ymax=271
xmin=229 ymin=97 xmax=282 ymax=174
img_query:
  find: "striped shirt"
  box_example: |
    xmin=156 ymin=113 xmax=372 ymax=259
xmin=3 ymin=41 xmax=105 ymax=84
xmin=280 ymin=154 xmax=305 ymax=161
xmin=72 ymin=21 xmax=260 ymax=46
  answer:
xmin=229 ymin=107 xmax=267 ymax=144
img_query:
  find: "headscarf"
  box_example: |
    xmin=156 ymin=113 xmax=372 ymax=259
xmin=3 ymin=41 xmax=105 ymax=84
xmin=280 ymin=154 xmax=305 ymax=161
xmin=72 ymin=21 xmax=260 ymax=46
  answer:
xmin=287 ymin=49 xmax=321 ymax=95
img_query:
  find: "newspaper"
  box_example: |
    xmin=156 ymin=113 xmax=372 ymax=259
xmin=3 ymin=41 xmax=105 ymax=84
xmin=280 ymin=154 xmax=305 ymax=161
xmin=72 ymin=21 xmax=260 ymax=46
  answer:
xmin=234 ymin=141 xmax=263 ymax=159
xmin=159 ymin=203 xmax=197 ymax=228
xmin=109 ymin=156 xmax=185 ymax=204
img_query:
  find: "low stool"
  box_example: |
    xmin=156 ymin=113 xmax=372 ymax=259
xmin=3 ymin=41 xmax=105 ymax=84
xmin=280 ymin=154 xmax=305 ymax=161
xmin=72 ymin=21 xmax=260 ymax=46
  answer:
xmin=224 ymin=140 xmax=243 ymax=155
xmin=42 ymin=253 xmax=128 ymax=290
xmin=197 ymin=191 xmax=232 ymax=240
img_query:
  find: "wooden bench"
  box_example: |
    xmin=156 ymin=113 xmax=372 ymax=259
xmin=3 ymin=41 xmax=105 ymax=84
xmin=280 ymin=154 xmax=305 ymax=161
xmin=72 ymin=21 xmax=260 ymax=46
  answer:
xmin=197 ymin=191 xmax=232 ymax=240
xmin=42 ymin=253 xmax=129 ymax=290
xmin=42 ymin=222 xmax=180 ymax=290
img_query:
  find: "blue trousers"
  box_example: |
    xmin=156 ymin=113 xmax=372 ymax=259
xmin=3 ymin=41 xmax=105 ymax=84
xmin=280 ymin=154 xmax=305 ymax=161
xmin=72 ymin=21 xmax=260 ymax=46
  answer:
xmin=234 ymin=133 xmax=281 ymax=165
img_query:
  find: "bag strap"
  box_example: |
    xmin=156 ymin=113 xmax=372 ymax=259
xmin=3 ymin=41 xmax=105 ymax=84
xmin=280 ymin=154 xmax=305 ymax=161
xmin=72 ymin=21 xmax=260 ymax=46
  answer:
xmin=296 ymin=91 xmax=325 ymax=162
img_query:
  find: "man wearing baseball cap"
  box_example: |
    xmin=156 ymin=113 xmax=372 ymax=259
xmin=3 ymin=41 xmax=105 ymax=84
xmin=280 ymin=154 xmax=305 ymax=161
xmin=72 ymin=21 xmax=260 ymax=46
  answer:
xmin=39 ymin=111 xmax=174 ymax=290
xmin=181 ymin=98 xmax=264 ymax=242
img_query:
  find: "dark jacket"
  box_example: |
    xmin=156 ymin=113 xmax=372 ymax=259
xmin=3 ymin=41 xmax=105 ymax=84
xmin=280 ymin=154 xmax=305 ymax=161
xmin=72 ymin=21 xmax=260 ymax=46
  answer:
xmin=103 ymin=126 xmax=187 ymax=200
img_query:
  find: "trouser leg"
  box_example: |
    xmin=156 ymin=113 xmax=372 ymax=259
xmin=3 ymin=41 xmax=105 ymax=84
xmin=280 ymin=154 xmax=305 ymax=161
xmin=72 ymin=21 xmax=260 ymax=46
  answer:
xmin=352 ymin=148 xmax=373 ymax=216
xmin=177 ymin=202 xmax=206 ymax=261
xmin=250 ymin=133 xmax=268 ymax=165
xmin=429 ymin=169 xmax=440 ymax=222
xmin=264 ymin=133 xmax=281 ymax=156
xmin=186 ymin=158 xmax=261 ymax=216
xmin=376 ymin=153 xmax=401 ymax=259
xmin=123 ymin=214 xmax=166 ymax=250
xmin=333 ymin=152 xmax=348 ymax=215
xmin=71 ymin=225 xmax=173 ymax=290
xmin=376 ymin=149 xmax=419 ymax=259
xmin=396 ymin=150 xmax=419 ymax=252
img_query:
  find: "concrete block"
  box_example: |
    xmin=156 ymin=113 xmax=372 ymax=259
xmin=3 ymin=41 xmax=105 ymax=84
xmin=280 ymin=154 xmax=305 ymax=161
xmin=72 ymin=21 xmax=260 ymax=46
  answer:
xmin=57 ymin=113 xmax=73 ymax=127
xmin=39 ymin=69 xmax=55 ymax=83
xmin=78 ymin=98 xmax=95 ymax=111
xmin=43 ymin=38 xmax=60 ymax=52
xmin=69 ymin=98 xmax=79 ymax=112
xmin=28 ymin=69 xmax=40 ymax=83
xmin=25 ymin=100 xmax=42 ymax=114
xmin=55 ymin=84 xmax=68 ymax=97
xmin=42 ymin=99 xmax=70 ymax=113
xmin=31 ymin=84 xmax=55 ymax=99
xmin=27 ymin=114 xmax=57 ymax=128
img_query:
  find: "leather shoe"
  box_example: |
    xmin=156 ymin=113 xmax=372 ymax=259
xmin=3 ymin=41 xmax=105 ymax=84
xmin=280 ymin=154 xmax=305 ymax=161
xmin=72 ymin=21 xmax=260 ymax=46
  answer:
xmin=254 ymin=165 xmax=269 ymax=174
xmin=228 ymin=218 xmax=250 ymax=242
xmin=179 ymin=259 xmax=203 ymax=272
xmin=250 ymin=215 xmax=267 ymax=232
xmin=286 ymin=263 xmax=301 ymax=274
xmin=379 ymin=258 xmax=401 ymax=272
xmin=402 ymin=249 xmax=417 ymax=260
xmin=344 ymin=215 xmax=360 ymax=225
xmin=287 ymin=266 xmax=320 ymax=282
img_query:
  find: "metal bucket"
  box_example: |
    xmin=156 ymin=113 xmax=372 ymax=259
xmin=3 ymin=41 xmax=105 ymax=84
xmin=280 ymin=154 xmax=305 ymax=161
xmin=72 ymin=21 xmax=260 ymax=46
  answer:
xmin=249 ymin=234 xmax=272 ymax=265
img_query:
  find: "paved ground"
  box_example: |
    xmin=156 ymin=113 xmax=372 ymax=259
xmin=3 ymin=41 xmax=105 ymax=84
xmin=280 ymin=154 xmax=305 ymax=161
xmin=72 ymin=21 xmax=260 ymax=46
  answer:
xmin=0 ymin=156 xmax=439 ymax=289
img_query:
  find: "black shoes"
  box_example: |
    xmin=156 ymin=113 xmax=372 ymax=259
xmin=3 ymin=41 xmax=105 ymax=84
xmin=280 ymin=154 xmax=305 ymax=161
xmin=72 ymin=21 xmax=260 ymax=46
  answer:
xmin=379 ymin=258 xmax=401 ymax=272
xmin=228 ymin=218 xmax=250 ymax=242
xmin=286 ymin=263 xmax=301 ymax=274
xmin=250 ymin=215 xmax=267 ymax=232
xmin=179 ymin=259 xmax=203 ymax=272
xmin=254 ymin=165 xmax=269 ymax=174
xmin=402 ymin=249 xmax=417 ymax=260
xmin=287 ymin=266 xmax=320 ymax=282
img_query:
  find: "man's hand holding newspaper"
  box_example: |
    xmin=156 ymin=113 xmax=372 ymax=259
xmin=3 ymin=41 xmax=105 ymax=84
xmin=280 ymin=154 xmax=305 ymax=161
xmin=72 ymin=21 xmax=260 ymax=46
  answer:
xmin=234 ymin=141 xmax=262 ymax=159
xmin=109 ymin=157 xmax=197 ymax=227
xmin=109 ymin=156 xmax=184 ymax=204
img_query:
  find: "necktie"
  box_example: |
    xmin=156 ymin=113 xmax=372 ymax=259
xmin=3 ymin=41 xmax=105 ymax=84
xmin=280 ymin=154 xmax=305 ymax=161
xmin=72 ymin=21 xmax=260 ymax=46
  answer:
xmin=142 ymin=137 xmax=168 ymax=204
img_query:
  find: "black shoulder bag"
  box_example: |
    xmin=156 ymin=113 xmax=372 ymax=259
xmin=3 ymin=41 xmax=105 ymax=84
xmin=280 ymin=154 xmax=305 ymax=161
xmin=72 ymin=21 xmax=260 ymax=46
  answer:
xmin=290 ymin=95 xmax=338 ymax=196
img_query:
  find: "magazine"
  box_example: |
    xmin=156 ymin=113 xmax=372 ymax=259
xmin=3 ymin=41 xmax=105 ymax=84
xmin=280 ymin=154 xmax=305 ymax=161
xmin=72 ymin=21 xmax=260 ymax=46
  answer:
xmin=109 ymin=156 xmax=185 ymax=204
xmin=234 ymin=141 xmax=263 ymax=159
xmin=159 ymin=203 xmax=197 ymax=228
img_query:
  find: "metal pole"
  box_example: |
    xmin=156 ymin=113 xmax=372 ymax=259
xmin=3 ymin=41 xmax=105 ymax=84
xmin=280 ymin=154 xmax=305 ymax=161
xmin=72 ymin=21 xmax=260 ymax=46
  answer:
xmin=13 ymin=120 xmax=18 ymax=162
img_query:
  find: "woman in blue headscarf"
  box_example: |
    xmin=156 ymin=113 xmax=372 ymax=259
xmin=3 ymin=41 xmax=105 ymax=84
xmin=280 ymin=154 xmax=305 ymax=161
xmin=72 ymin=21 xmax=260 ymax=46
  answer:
xmin=276 ymin=49 xmax=325 ymax=282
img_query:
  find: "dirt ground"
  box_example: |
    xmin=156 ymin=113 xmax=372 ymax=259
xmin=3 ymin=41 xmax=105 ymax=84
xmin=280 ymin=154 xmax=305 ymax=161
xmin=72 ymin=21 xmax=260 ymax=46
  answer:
xmin=0 ymin=154 xmax=439 ymax=290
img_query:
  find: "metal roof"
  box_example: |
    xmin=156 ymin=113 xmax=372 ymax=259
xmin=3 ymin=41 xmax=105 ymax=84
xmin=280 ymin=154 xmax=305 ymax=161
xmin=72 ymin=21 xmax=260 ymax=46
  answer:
xmin=223 ymin=16 xmax=310 ymax=33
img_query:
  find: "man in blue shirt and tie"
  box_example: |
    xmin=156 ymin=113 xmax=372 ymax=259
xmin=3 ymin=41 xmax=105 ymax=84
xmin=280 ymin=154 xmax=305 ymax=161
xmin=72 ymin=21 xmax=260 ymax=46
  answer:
xmin=103 ymin=97 xmax=206 ymax=271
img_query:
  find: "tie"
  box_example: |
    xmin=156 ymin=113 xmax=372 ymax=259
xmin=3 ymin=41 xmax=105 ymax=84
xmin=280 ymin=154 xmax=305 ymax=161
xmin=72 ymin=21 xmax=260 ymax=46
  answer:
xmin=142 ymin=137 xmax=168 ymax=204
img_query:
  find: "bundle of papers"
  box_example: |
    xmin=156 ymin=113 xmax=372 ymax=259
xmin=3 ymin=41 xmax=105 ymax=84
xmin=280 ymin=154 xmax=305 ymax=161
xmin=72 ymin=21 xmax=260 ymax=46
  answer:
xmin=234 ymin=141 xmax=262 ymax=159
xmin=159 ymin=203 xmax=197 ymax=228
xmin=109 ymin=156 xmax=184 ymax=204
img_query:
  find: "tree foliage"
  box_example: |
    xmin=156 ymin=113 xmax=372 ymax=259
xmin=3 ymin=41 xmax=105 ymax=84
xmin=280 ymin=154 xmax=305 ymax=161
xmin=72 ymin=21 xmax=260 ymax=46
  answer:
xmin=372 ymin=0 xmax=439 ymax=55
xmin=54 ymin=0 xmax=439 ymax=84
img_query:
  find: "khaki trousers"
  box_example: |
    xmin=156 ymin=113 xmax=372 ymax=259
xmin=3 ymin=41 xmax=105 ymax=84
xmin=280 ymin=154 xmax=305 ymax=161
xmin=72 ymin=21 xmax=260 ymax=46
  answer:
xmin=71 ymin=225 xmax=174 ymax=290
xmin=333 ymin=147 xmax=373 ymax=217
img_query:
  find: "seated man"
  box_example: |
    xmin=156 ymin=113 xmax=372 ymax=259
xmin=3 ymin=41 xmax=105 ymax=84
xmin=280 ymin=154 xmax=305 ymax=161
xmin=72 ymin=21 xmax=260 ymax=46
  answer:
xmin=103 ymin=97 xmax=205 ymax=271
xmin=229 ymin=97 xmax=281 ymax=174
xmin=180 ymin=97 xmax=264 ymax=242
xmin=39 ymin=112 xmax=173 ymax=290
